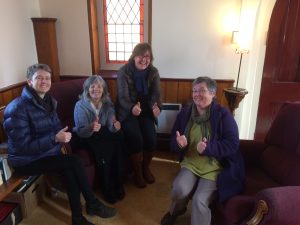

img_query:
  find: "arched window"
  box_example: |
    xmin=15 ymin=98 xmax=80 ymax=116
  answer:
xmin=103 ymin=0 xmax=145 ymax=63
xmin=87 ymin=0 xmax=150 ymax=71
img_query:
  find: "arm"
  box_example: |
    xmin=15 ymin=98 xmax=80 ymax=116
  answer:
xmin=149 ymin=68 xmax=162 ymax=108
xmin=170 ymin=106 xmax=190 ymax=153
xmin=204 ymin=107 xmax=240 ymax=158
xmin=243 ymin=186 xmax=300 ymax=225
xmin=105 ymin=102 xmax=120 ymax=133
xmin=117 ymin=67 xmax=135 ymax=116
xmin=73 ymin=101 xmax=95 ymax=138
xmin=4 ymin=101 xmax=61 ymax=155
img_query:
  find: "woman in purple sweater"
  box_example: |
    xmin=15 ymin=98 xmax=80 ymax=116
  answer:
xmin=161 ymin=77 xmax=245 ymax=225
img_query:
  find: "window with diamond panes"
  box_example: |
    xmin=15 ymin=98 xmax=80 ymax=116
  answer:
xmin=103 ymin=0 xmax=144 ymax=63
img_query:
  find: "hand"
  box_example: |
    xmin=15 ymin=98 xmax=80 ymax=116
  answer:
xmin=152 ymin=102 xmax=161 ymax=117
xmin=196 ymin=137 xmax=207 ymax=154
xmin=176 ymin=131 xmax=188 ymax=149
xmin=112 ymin=116 xmax=121 ymax=131
xmin=91 ymin=117 xmax=101 ymax=132
xmin=132 ymin=102 xmax=142 ymax=116
xmin=55 ymin=126 xmax=72 ymax=143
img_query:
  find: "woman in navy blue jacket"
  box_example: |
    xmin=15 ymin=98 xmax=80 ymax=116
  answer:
xmin=161 ymin=77 xmax=245 ymax=225
xmin=3 ymin=64 xmax=116 ymax=225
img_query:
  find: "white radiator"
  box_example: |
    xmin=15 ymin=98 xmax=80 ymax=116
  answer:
xmin=157 ymin=103 xmax=182 ymax=134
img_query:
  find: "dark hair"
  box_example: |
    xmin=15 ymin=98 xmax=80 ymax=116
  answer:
xmin=128 ymin=42 xmax=154 ymax=63
xmin=192 ymin=76 xmax=217 ymax=93
xmin=26 ymin=64 xmax=51 ymax=80
xmin=80 ymin=75 xmax=110 ymax=103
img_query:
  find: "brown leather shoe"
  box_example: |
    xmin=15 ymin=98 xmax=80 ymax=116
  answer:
xmin=131 ymin=153 xmax=147 ymax=188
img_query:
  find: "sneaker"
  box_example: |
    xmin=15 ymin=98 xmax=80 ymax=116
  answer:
xmin=72 ymin=215 xmax=95 ymax=225
xmin=160 ymin=207 xmax=187 ymax=225
xmin=86 ymin=200 xmax=117 ymax=218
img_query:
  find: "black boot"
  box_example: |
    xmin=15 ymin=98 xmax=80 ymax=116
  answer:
xmin=130 ymin=152 xmax=146 ymax=188
xmin=143 ymin=151 xmax=155 ymax=184
xmin=161 ymin=207 xmax=187 ymax=225
xmin=72 ymin=215 xmax=95 ymax=225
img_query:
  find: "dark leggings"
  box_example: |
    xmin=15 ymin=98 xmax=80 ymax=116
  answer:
xmin=13 ymin=154 xmax=97 ymax=217
xmin=121 ymin=115 xmax=157 ymax=155
xmin=83 ymin=128 xmax=124 ymax=194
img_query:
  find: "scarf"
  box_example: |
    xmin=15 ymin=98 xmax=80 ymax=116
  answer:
xmin=26 ymin=86 xmax=54 ymax=113
xmin=184 ymin=103 xmax=211 ymax=141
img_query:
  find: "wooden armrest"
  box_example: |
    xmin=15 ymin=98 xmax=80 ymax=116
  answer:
xmin=0 ymin=175 xmax=25 ymax=201
xmin=245 ymin=200 xmax=268 ymax=225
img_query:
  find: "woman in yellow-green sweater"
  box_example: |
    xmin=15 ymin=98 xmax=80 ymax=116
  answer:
xmin=161 ymin=77 xmax=245 ymax=225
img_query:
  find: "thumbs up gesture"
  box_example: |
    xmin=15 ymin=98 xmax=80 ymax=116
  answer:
xmin=91 ymin=117 xmax=101 ymax=132
xmin=112 ymin=116 xmax=121 ymax=131
xmin=132 ymin=101 xmax=142 ymax=116
xmin=55 ymin=126 xmax=72 ymax=143
xmin=152 ymin=102 xmax=161 ymax=117
xmin=196 ymin=137 xmax=207 ymax=154
xmin=176 ymin=131 xmax=187 ymax=149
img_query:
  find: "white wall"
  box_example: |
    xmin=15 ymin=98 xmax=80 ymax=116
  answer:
xmin=0 ymin=0 xmax=40 ymax=88
xmin=1 ymin=0 xmax=277 ymax=140
xmin=39 ymin=0 xmax=92 ymax=76
xmin=235 ymin=0 xmax=275 ymax=139
xmin=152 ymin=0 xmax=241 ymax=79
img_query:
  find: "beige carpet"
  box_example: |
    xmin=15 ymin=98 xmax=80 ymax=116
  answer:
xmin=19 ymin=152 xmax=192 ymax=225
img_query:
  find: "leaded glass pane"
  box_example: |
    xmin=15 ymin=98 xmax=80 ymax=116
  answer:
xmin=104 ymin=0 xmax=144 ymax=63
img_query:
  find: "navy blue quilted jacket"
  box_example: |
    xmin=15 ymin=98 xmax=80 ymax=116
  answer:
xmin=3 ymin=86 xmax=62 ymax=167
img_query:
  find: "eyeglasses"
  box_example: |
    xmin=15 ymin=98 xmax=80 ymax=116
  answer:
xmin=34 ymin=76 xmax=51 ymax=81
xmin=137 ymin=55 xmax=151 ymax=60
xmin=192 ymin=89 xmax=209 ymax=94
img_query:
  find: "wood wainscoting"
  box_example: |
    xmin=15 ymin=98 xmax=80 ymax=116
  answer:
xmin=0 ymin=73 xmax=234 ymax=142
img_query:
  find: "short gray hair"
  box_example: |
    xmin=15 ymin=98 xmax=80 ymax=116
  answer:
xmin=80 ymin=75 xmax=110 ymax=103
xmin=192 ymin=76 xmax=217 ymax=93
xmin=26 ymin=64 xmax=51 ymax=80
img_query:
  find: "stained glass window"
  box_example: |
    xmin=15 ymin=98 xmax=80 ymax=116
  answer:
xmin=103 ymin=0 xmax=144 ymax=63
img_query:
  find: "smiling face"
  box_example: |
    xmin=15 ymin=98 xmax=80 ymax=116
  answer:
xmin=134 ymin=50 xmax=151 ymax=70
xmin=192 ymin=82 xmax=216 ymax=112
xmin=88 ymin=81 xmax=103 ymax=103
xmin=27 ymin=69 xmax=51 ymax=98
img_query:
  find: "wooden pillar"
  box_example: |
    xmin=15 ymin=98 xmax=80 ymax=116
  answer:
xmin=31 ymin=18 xmax=60 ymax=82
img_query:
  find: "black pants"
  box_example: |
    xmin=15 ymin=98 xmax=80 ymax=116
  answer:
xmin=83 ymin=128 xmax=124 ymax=197
xmin=13 ymin=154 xmax=97 ymax=217
xmin=121 ymin=115 xmax=157 ymax=155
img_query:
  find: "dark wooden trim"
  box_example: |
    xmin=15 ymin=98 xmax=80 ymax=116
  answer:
xmin=87 ymin=0 xmax=153 ymax=72
xmin=87 ymin=0 xmax=100 ymax=73
xmin=31 ymin=17 xmax=60 ymax=82
xmin=148 ymin=0 xmax=152 ymax=44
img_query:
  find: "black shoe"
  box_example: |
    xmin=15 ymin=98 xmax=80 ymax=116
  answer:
xmin=115 ymin=187 xmax=125 ymax=201
xmin=160 ymin=207 xmax=187 ymax=225
xmin=103 ymin=193 xmax=118 ymax=204
xmin=72 ymin=215 xmax=95 ymax=225
xmin=86 ymin=200 xmax=117 ymax=218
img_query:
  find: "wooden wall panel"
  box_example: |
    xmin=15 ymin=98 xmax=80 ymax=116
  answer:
xmin=177 ymin=81 xmax=193 ymax=105
xmin=161 ymin=80 xmax=179 ymax=103
xmin=0 ymin=76 xmax=234 ymax=143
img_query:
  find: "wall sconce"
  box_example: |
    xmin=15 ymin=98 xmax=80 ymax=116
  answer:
xmin=231 ymin=30 xmax=249 ymax=90
xmin=223 ymin=31 xmax=249 ymax=114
